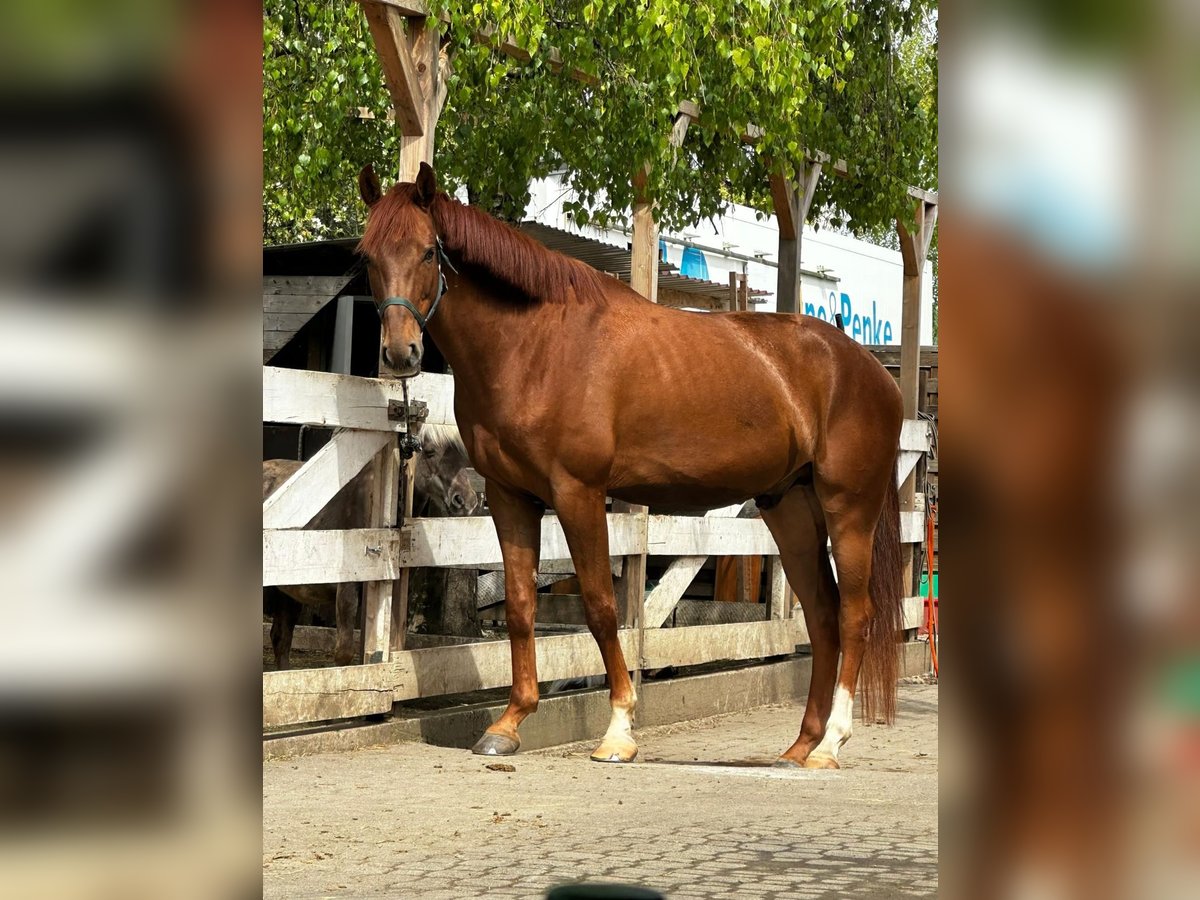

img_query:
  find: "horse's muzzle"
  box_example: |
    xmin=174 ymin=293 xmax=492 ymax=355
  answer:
xmin=381 ymin=343 xmax=422 ymax=377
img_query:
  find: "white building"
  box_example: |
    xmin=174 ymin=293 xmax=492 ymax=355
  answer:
xmin=524 ymin=174 xmax=935 ymax=346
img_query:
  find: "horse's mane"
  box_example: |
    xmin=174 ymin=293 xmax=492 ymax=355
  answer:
xmin=418 ymin=422 xmax=468 ymax=463
xmin=358 ymin=184 xmax=614 ymax=305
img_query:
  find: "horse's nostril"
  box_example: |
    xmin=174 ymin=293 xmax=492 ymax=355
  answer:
xmin=407 ymin=343 xmax=420 ymax=361
xmin=381 ymin=347 xmax=392 ymax=369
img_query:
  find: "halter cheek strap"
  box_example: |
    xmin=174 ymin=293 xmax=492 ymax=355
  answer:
xmin=378 ymin=238 xmax=457 ymax=331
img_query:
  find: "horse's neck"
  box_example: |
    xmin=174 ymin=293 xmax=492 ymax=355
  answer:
xmin=428 ymin=273 xmax=555 ymax=393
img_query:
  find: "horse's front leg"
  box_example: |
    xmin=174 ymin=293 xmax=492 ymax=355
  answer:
xmin=553 ymin=483 xmax=638 ymax=763
xmin=471 ymin=479 xmax=543 ymax=756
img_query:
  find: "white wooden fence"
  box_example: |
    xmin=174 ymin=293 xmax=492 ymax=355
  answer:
xmin=262 ymin=366 xmax=932 ymax=730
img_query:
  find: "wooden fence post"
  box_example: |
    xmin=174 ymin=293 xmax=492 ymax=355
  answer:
xmin=770 ymin=159 xmax=821 ymax=314
xmin=896 ymin=199 xmax=938 ymax=594
xmin=362 ymin=437 xmax=400 ymax=662
xmin=361 ymin=1 xmax=452 ymax=653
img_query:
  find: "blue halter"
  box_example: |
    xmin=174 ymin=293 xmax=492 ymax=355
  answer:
xmin=378 ymin=238 xmax=457 ymax=331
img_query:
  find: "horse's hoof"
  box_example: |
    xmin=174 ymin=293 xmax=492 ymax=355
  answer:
xmin=471 ymin=732 xmax=520 ymax=756
xmin=803 ymin=753 xmax=840 ymax=770
xmin=590 ymin=739 xmax=638 ymax=763
xmin=773 ymin=757 xmax=804 ymax=769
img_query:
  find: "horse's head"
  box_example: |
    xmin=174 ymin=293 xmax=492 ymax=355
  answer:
xmin=413 ymin=424 xmax=480 ymax=517
xmin=357 ymin=161 xmax=444 ymax=378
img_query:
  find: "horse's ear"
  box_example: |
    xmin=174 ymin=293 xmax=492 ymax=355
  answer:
xmin=415 ymin=162 xmax=437 ymax=208
xmin=358 ymin=164 xmax=383 ymax=207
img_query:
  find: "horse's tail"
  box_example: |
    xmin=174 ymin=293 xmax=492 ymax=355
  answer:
xmin=860 ymin=466 xmax=904 ymax=725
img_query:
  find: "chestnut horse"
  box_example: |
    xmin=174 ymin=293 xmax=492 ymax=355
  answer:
xmin=357 ymin=162 xmax=904 ymax=768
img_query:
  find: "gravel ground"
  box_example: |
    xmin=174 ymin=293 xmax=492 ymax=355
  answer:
xmin=263 ymin=682 xmax=938 ymax=899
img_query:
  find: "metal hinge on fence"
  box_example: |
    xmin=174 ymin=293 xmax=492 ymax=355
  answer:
xmin=387 ymin=398 xmax=428 ymax=424
xmin=388 ymin=395 xmax=428 ymax=459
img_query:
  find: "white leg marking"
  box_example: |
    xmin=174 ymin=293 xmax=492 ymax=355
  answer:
xmin=812 ymin=686 xmax=854 ymax=760
xmin=591 ymin=695 xmax=638 ymax=761
xmin=602 ymin=698 xmax=635 ymax=745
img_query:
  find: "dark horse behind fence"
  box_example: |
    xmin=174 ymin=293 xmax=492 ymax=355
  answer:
xmin=356 ymin=162 xmax=903 ymax=769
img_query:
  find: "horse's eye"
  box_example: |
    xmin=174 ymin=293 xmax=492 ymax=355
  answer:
xmin=422 ymin=247 xmax=435 ymax=262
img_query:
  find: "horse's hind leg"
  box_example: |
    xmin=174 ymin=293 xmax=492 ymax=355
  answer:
xmin=805 ymin=485 xmax=887 ymax=769
xmin=759 ymin=486 xmax=841 ymax=766
xmin=553 ymin=482 xmax=638 ymax=763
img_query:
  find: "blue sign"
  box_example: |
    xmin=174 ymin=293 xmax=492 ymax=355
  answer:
xmin=804 ymin=291 xmax=894 ymax=344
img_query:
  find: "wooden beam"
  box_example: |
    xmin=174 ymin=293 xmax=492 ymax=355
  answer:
xmin=391 ymin=631 xmax=638 ymax=701
xmin=406 ymin=371 xmax=456 ymax=425
xmin=629 ymin=194 xmax=659 ymax=304
xmin=642 ymin=556 xmax=708 ymax=628
xmin=897 ymin=200 xmax=937 ymax=419
xmin=769 ymin=168 xmax=799 ymax=241
xmin=771 ymin=159 xmax=821 ymax=314
xmin=641 ymin=619 xmax=801 ymax=670
xmin=261 ymin=429 xmax=391 ymax=530
xmin=900 ymin=418 xmax=932 ymax=452
xmin=264 ymin=527 xmax=407 ymax=586
xmin=263 ymin=663 xmax=395 ymax=729
xmin=263 ymin=366 xmax=413 ymax=432
xmin=362 ymin=2 xmax=427 ymax=136
xmin=398 ymin=15 xmax=442 ymax=178
xmin=407 ymin=513 xmax=644 ymax=568
xmin=264 ymin=514 xmax=646 ymax=585
xmin=647 ymin=515 xmax=779 ymax=556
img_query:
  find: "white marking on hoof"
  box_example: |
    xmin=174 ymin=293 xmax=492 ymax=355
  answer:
xmin=810 ymin=686 xmax=854 ymax=764
xmin=591 ymin=700 xmax=637 ymax=763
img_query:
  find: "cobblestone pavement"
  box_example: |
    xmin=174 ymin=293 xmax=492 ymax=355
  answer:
xmin=263 ymin=683 xmax=938 ymax=899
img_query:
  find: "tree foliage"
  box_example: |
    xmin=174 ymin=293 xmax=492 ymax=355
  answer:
xmin=263 ymin=1 xmax=937 ymax=245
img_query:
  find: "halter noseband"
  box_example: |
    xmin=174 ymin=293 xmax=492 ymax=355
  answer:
xmin=378 ymin=237 xmax=457 ymax=331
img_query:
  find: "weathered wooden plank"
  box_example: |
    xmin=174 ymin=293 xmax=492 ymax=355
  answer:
xmin=263 ymin=366 xmax=411 ymax=431
xmin=263 ymin=276 xmax=352 ymax=296
xmin=391 ymin=631 xmax=638 ymax=700
xmin=264 ymin=528 xmax=405 ymax=586
xmin=647 ymin=515 xmax=778 ymax=556
xmin=643 ymin=556 xmax=708 ymax=628
xmin=641 ymin=620 xmax=801 ymax=670
xmin=263 ymin=311 xmax=324 ymax=333
xmin=406 ymin=371 xmax=456 ymax=426
xmin=485 ymin=596 xmax=770 ymax=629
xmin=403 ymin=513 xmax=644 ymax=568
xmin=265 ymin=293 xmax=342 ymax=316
xmin=362 ymin=437 xmax=400 ymax=663
xmin=899 ymin=418 xmax=931 ymax=452
xmin=263 ymin=663 xmax=395 ymax=729
xmin=896 ymin=450 xmax=923 ymax=487
xmin=902 ymin=595 xmax=925 ymax=630
xmin=362 ymin=2 xmax=426 ymax=135
xmin=262 ymin=429 xmax=391 ymax=529
xmin=767 ymin=557 xmax=789 ymax=620
xmin=901 ymin=511 xmax=924 ymax=545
